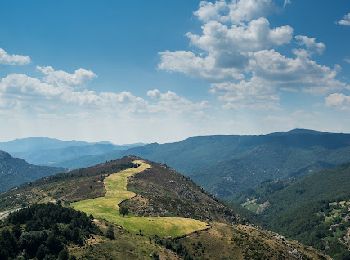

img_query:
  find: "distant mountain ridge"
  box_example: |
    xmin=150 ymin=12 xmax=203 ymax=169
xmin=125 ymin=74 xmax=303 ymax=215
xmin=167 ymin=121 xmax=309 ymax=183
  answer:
xmin=0 ymin=150 xmax=64 ymax=192
xmin=18 ymin=129 xmax=350 ymax=201
xmin=3 ymin=129 xmax=350 ymax=199
xmin=0 ymin=137 xmax=144 ymax=166
xmin=106 ymin=129 xmax=350 ymax=199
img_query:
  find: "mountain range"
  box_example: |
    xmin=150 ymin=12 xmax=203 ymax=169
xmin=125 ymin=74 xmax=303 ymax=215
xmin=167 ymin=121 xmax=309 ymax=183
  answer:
xmin=3 ymin=129 xmax=350 ymax=200
xmin=48 ymin=129 xmax=350 ymax=201
xmin=0 ymin=137 xmax=144 ymax=166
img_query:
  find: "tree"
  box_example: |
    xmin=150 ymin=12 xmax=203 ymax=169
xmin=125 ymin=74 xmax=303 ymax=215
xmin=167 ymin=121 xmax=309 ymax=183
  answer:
xmin=119 ymin=206 xmax=129 ymax=217
xmin=58 ymin=248 xmax=69 ymax=260
xmin=106 ymin=225 xmax=115 ymax=240
xmin=36 ymin=244 xmax=48 ymax=260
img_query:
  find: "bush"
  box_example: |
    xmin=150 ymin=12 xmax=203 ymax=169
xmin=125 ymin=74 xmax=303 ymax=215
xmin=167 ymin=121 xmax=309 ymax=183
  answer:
xmin=119 ymin=206 xmax=129 ymax=217
xmin=106 ymin=225 xmax=115 ymax=240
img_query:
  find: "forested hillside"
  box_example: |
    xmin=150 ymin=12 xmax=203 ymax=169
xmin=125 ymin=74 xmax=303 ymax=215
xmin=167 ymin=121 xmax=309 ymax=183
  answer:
xmin=119 ymin=129 xmax=350 ymax=200
xmin=243 ymin=164 xmax=350 ymax=259
xmin=0 ymin=151 xmax=63 ymax=192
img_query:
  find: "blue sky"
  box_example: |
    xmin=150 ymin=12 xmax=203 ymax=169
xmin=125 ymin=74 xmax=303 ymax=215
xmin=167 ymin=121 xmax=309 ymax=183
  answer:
xmin=0 ymin=0 xmax=350 ymax=143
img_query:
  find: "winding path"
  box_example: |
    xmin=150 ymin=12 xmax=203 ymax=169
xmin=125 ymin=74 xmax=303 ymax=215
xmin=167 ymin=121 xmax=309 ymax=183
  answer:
xmin=72 ymin=160 xmax=209 ymax=237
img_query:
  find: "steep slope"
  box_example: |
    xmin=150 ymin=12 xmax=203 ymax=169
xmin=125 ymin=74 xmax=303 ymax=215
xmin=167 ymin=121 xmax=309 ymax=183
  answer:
xmin=245 ymin=164 xmax=350 ymax=259
xmin=0 ymin=150 xmax=64 ymax=193
xmin=121 ymin=161 xmax=237 ymax=224
xmin=0 ymin=157 xmax=328 ymax=259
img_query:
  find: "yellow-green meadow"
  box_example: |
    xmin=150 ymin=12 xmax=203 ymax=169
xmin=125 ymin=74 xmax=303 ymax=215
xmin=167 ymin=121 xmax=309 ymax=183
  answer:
xmin=71 ymin=160 xmax=209 ymax=237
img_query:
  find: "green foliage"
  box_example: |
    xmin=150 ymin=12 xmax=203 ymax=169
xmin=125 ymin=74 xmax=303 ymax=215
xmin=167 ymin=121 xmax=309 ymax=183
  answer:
xmin=119 ymin=205 xmax=129 ymax=217
xmin=0 ymin=203 xmax=99 ymax=259
xmin=257 ymin=164 xmax=350 ymax=259
xmin=106 ymin=225 xmax=115 ymax=240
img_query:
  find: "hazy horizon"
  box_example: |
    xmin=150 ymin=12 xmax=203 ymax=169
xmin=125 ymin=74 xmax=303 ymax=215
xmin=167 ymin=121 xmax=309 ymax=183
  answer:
xmin=1 ymin=127 xmax=349 ymax=145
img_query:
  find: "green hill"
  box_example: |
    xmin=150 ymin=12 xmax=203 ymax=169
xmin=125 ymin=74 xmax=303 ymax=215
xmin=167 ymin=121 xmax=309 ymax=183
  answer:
xmin=0 ymin=157 xmax=328 ymax=259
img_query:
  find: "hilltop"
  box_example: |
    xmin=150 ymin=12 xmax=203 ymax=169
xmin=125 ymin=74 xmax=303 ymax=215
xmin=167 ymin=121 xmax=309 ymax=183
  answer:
xmin=0 ymin=157 xmax=329 ymax=259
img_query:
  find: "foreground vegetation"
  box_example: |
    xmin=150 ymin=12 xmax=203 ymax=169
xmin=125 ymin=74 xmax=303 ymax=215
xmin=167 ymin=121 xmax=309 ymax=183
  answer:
xmin=72 ymin=160 xmax=209 ymax=237
xmin=0 ymin=203 xmax=99 ymax=259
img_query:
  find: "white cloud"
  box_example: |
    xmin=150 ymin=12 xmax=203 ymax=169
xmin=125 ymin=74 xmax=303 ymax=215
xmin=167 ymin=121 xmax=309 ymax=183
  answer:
xmin=337 ymin=12 xmax=350 ymax=26
xmin=37 ymin=66 xmax=96 ymax=87
xmin=158 ymin=0 xmax=349 ymax=109
xmin=159 ymin=17 xmax=293 ymax=80
xmin=195 ymin=0 xmax=273 ymax=24
xmin=210 ymin=77 xmax=279 ymax=109
xmin=0 ymin=68 xmax=207 ymax=116
xmin=147 ymin=89 xmax=208 ymax=113
xmin=187 ymin=18 xmax=293 ymax=53
xmin=250 ymin=49 xmax=345 ymax=93
xmin=0 ymin=48 xmax=31 ymax=65
xmin=158 ymin=50 xmax=244 ymax=80
xmin=325 ymin=93 xmax=350 ymax=110
xmin=295 ymin=35 xmax=325 ymax=55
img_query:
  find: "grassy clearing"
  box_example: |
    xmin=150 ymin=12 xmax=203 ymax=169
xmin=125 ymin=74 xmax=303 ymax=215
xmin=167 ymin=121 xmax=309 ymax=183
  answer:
xmin=72 ymin=160 xmax=209 ymax=237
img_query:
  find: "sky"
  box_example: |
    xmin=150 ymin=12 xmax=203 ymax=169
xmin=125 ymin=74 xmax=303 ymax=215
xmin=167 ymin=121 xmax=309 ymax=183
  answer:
xmin=0 ymin=0 xmax=350 ymax=144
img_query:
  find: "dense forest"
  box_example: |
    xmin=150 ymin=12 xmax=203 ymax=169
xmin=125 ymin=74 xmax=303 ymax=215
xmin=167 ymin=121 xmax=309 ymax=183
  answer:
xmin=243 ymin=164 xmax=350 ymax=259
xmin=0 ymin=203 xmax=99 ymax=259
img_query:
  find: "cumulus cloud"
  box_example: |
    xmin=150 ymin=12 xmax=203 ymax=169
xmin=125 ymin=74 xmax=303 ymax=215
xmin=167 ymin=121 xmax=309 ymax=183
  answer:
xmin=251 ymin=49 xmax=345 ymax=93
xmin=295 ymin=35 xmax=325 ymax=55
xmin=158 ymin=0 xmax=349 ymax=109
xmin=194 ymin=0 xmax=273 ymax=24
xmin=325 ymin=93 xmax=350 ymax=110
xmin=337 ymin=12 xmax=350 ymax=26
xmin=187 ymin=18 xmax=293 ymax=53
xmin=147 ymin=89 xmax=208 ymax=113
xmin=158 ymin=50 xmax=244 ymax=80
xmin=0 ymin=48 xmax=31 ymax=65
xmin=37 ymin=66 xmax=96 ymax=87
xmin=0 ymin=67 xmax=207 ymax=116
xmin=210 ymin=77 xmax=279 ymax=109
xmin=159 ymin=14 xmax=293 ymax=80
